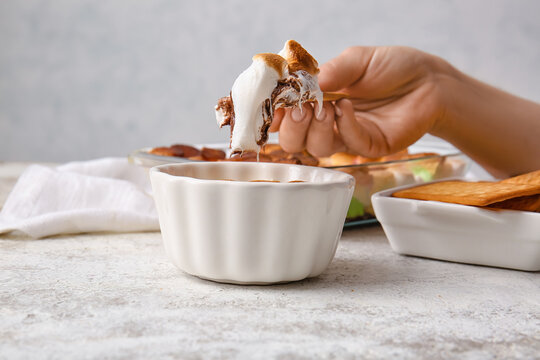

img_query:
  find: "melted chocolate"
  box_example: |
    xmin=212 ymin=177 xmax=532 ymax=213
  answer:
xmin=217 ymin=72 xmax=318 ymax=150
xmin=257 ymin=99 xmax=273 ymax=146
xmin=216 ymin=94 xmax=235 ymax=146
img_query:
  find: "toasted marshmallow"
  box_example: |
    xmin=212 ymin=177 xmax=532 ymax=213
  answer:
xmin=278 ymin=40 xmax=320 ymax=76
xmin=229 ymin=54 xmax=288 ymax=153
xmin=216 ymin=40 xmax=323 ymax=153
xmin=277 ymin=40 xmax=323 ymax=114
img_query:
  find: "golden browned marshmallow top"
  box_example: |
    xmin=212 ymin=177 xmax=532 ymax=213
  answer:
xmin=280 ymin=40 xmax=320 ymax=75
xmin=252 ymin=53 xmax=289 ymax=78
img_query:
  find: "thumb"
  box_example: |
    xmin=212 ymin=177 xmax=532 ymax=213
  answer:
xmin=318 ymin=46 xmax=375 ymax=92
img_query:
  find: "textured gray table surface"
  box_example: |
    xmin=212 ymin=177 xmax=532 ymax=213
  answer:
xmin=0 ymin=163 xmax=539 ymax=359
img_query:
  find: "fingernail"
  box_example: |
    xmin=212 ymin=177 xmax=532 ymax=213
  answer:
xmin=291 ymin=107 xmax=304 ymax=122
xmin=335 ymin=105 xmax=343 ymax=117
xmin=315 ymin=106 xmax=327 ymax=121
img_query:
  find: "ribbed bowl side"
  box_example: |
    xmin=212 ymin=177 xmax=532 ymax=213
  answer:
xmin=151 ymin=163 xmax=354 ymax=284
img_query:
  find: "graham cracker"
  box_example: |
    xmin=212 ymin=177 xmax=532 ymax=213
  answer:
xmin=392 ymin=180 xmax=540 ymax=206
xmin=488 ymin=194 xmax=540 ymax=212
xmin=322 ymin=92 xmax=349 ymax=102
xmin=501 ymin=169 xmax=540 ymax=186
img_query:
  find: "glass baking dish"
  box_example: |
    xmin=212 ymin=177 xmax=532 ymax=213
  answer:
xmin=129 ymin=138 xmax=470 ymax=227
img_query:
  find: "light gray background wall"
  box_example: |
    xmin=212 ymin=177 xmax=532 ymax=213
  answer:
xmin=1 ymin=0 xmax=539 ymax=162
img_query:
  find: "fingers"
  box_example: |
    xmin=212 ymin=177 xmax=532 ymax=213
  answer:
xmin=334 ymin=99 xmax=389 ymax=157
xmin=318 ymin=46 xmax=376 ymax=92
xmin=275 ymin=98 xmax=390 ymax=158
xmin=334 ymin=99 xmax=365 ymax=154
xmin=278 ymin=103 xmax=313 ymax=153
xmin=269 ymin=108 xmax=284 ymax=133
xmin=306 ymin=102 xmax=336 ymax=157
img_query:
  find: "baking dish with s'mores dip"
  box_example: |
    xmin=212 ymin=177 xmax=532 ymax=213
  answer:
xmin=135 ymin=40 xmax=470 ymax=227
xmin=132 ymin=139 xmax=469 ymax=226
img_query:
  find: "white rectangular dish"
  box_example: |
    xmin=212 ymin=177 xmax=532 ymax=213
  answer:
xmin=372 ymin=181 xmax=540 ymax=271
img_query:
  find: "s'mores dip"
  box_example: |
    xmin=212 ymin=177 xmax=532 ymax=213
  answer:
xmin=215 ymin=40 xmax=323 ymax=154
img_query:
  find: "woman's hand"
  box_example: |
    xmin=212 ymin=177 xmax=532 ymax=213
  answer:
xmin=270 ymin=46 xmax=540 ymax=177
xmin=270 ymin=46 xmax=451 ymax=158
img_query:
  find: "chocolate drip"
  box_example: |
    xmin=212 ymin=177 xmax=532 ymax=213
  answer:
xmin=216 ymin=95 xmax=234 ymax=127
xmin=257 ymin=99 xmax=273 ymax=146
xmin=216 ymin=93 xmax=236 ymax=145
xmin=271 ymin=74 xmax=302 ymax=108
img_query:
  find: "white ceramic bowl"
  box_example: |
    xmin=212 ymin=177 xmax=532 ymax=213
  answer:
xmin=150 ymin=162 xmax=355 ymax=284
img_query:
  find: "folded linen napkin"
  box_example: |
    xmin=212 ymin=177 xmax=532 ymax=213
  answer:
xmin=0 ymin=158 xmax=159 ymax=238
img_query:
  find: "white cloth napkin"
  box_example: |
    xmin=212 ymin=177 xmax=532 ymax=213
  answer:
xmin=0 ymin=158 xmax=159 ymax=238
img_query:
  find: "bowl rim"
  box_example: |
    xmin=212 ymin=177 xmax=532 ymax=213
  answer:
xmin=150 ymin=161 xmax=355 ymax=187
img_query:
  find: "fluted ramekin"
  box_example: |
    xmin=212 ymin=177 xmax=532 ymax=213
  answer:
xmin=150 ymin=162 xmax=354 ymax=284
